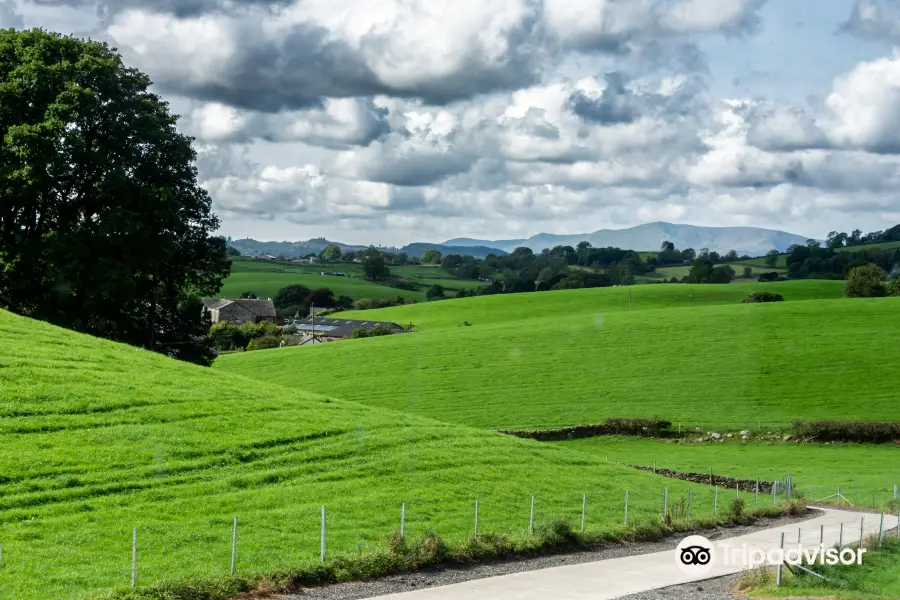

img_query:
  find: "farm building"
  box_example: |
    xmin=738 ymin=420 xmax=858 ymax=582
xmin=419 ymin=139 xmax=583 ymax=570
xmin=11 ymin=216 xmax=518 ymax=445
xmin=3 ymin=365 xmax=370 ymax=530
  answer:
xmin=202 ymin=298 xmax=277 ymax=325
xmin=293 ymin=317 xmax=408 ymax=341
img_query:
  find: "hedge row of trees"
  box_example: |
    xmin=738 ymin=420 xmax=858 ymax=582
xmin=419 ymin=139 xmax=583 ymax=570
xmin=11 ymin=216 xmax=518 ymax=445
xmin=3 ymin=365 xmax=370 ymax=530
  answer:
xmin=782 ymin=242 xmax=900 ymax=280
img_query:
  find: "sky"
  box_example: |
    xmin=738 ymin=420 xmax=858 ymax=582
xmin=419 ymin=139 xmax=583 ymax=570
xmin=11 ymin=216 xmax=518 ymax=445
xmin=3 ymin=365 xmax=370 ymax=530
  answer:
xmin=5 ymin=0 xmax=900 ymax=245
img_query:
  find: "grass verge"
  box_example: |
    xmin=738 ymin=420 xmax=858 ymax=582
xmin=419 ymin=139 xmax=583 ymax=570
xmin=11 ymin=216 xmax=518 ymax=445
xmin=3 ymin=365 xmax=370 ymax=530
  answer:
xmin=106 ymin=502 xmax=807 ymax=600
xmin=739 ymin=535 xmax=900 ymax=598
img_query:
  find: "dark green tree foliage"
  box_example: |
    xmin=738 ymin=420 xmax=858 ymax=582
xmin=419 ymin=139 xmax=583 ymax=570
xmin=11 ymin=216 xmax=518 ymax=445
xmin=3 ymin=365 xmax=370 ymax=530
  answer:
xmin=239 ymin=291 xmax=258 ymax=299
xmin=363 ymin=252 xmax=390 ymax=280
xmin=687 ymin=258 xmax=734 ymax=283
xmin=742 ymin=292 xmax=784 ymax=303
xmin=844 ymin=264 xmax=887 ymax=298
xmin=426 ymin=284 xmax=446 ymax=301
xmin=0 ymin=30 xmax=229 ymax=365
xmin=319 ymin=243 xmax=342 ymax=261
xmin=273 ymin=284 xmax=311 ymax=309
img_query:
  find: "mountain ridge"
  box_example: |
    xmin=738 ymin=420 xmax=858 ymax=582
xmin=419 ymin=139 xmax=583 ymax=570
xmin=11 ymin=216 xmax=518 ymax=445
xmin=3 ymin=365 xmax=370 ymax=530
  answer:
xmin=443 ymin=222 xmax=811 ymax=255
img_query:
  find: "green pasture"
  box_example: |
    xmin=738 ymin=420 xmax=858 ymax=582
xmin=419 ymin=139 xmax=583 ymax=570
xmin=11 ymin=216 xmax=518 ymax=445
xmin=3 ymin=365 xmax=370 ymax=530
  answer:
xmin=217 ymin=293 xmax=898 ymax=431
xmin=330 ymin=280 xmax=844 ymax=331
xmin=0 ymin=309 xmax=715 ymax=600
xmin=555 ymin=437 xmax=900 ymax=508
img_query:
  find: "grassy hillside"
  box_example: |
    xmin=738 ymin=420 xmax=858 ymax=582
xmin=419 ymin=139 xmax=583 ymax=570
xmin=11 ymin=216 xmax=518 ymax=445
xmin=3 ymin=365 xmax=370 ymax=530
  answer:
xmin=0 ymin=309 xmax=705 ymax=600
xmin=221 ymin=257 xmax=428 ymax=301
xmin=217 ymin=293 xmax=898 ymax=430
xmin=651 ymin=263 xmax=787 ymax=281
xmin=219 ymin=258 xmax=482 ymax=301
xmin=556 ymin=437 xmax=900 ymax=505
xmin=333 ymin=280 xmax=844 ymax=331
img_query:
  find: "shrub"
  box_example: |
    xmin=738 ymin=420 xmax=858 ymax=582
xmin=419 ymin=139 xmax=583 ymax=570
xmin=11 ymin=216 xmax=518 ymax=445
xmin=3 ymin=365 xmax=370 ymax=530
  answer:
xmin=730 ymin=497 xmax=746 ymax=522
xmin=741 ymin=291 xmax=785 ymax=303
xmin=845 ymin=263 xmax=887 ymax=298
xmin=393 ymin=280 xmax=419 ymax=292
xmin=388 ymin=531 xmax=407 ymax=555
xmin=887 ymin=279 xmax=900 ymax=296
xmin=534 ymin=519 xmax=579 ymax=547
xmin=248 ymin=335 xmax=281 ymax=350
xmin=793 ymin=420 xmax=900 ymax=443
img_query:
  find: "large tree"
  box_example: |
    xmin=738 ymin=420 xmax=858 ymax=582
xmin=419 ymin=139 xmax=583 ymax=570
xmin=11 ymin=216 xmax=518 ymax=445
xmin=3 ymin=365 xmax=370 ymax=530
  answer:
xmin=0 ymin=30 xmax=229 ymax=365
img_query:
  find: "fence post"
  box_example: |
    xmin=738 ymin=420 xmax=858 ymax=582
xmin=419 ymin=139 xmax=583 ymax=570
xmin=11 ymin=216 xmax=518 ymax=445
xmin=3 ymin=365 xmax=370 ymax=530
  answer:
xmin=474 ymin=499 xmax=479 ymax=536
xmin=624 ymin=490 xmax=629 ymax=525
xmin=798 ymin=527 xmax=801 ymax=543
xmin=878 ymin=513 xmax=884 ymax=547
xmin=529 ymin=496 xmax=535 ymax=533
xmin=772 ymin=482 xmax=777 ymax=507
xmin=776 ymin=532 xmax=784 ymax=586
xmin=581 ymin=493 xmax=586 ymax=533
xmin=320 ymin=506 xmax=326 ymax=562
xmin=231 ymin=517 xmax=238 ymax=575
xmin=688 ymin=488 xmax=692 ymax=519
xmin=839 ymin=522 xmax=843 ymax=547
xmin=708 ymin=465 xmax=712 ymax=486
xmin=663 ymin=488 xmax=668 ymax=520
xmin=897 ymin=500 xmax=899 ymax=538
xmin=820 ymin=524 xmax=824 ymax=546
xmin=859 ymin=517 xmax=864 ymax=548
xmin=714 ymin=485 xmax=718 ymax=515
xmin=131 ymin=527 xmax=137 ymax=589
xmin=736 ymin=483 xmax=739 ymax=499
xmin=401 ymin=502 xmax=406 ymax=539
xmin=755 ymin=480 xmax=759 ymax=508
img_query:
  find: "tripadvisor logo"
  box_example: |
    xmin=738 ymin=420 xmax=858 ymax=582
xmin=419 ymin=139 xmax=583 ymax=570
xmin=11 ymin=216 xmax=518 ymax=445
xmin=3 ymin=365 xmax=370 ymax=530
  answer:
xmin=676 ymin=535 xmax=715 ymax=576
xmin=675 ymin=534 xmax=867 ymax=576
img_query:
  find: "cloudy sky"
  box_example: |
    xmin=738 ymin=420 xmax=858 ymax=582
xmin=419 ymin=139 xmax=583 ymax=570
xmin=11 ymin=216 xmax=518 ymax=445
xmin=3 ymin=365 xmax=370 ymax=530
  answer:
xmin=6 ymin=0 xmax=900 ymax=244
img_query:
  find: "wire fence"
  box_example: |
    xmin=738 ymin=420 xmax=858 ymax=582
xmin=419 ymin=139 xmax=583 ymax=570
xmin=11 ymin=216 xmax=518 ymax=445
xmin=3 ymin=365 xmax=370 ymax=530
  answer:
xmin=1 ymin=481 xmax=897 ymax=594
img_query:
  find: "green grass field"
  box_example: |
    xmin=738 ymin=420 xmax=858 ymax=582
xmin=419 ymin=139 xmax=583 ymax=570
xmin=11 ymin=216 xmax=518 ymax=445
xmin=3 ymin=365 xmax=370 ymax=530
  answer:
xmin=219 ymin=258 xmax=482 ymax=302
xmin=217 ymin=288 xmax=897 ymax=431
xmin=0 ymin=308 xmax=721 ymax=600
xmin=554 ymin=437 xmax=900 ymax=507
xmin=332 ymin=280 xmax=844 ymax=331
xmin=745 ymin=538 xmax=900 ymax=599
xmin=652 ymin=263 xmax=786 ymax=281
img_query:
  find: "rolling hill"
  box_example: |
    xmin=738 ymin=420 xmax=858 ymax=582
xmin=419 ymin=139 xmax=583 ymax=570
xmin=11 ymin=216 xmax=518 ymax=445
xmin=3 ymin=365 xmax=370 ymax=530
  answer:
xmin=0 ymin=308 xmax=698 ymax=600
xmin=330 ymin=280 xmax=844 ymax=331
xmin=217 ymin=284 xmax=898 ymax=431
xmin=444 ymin=222 xmax=810 ymax=255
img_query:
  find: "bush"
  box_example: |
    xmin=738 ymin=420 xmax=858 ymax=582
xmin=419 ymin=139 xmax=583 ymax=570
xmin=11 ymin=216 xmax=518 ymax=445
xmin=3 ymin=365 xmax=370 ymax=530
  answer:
xmin=393 ymin=280 xmax=419 ymax=292
xmin=741 ymin=292 xmax=785 ymax=303
xmin=426 ymin=284 xmax=446 ymax=301
xmin=730 ymin=497 xmax=746 ymax=522
xmin=887 ymin=279 xmax=900 ymax=296
xmin=845 ymin=263 xmax=887 ymax=298
xmin=249 ymin=335 xmax=281 ymax=350
xmin=534 ymin=520 xmax=579 ymax=547
xmin=793 ymin=420 xmax=900 ymax=443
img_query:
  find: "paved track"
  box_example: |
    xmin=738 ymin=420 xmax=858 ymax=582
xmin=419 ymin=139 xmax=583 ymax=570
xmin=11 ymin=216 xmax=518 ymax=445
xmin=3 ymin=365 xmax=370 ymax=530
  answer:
xmin=368 ymin=508 xmax=898 ymax=600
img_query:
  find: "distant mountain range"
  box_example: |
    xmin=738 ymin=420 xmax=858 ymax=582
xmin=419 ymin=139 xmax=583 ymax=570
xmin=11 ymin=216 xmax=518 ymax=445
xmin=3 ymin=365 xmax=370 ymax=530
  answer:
xmin=227 ymin=238 xmax=508 ymax=259
xmin=444 ymin=222 xmax=811 ymax=256
xmin=228 ymin=223 xmax=810 ymax=261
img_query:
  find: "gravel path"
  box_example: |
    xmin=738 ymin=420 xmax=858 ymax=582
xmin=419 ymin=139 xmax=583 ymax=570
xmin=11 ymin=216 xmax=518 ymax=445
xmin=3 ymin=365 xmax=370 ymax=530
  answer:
xmin=614 ymin=573 xmax=743 ymax=600
xmin=286 ymin=512 xmax=818 ymax=600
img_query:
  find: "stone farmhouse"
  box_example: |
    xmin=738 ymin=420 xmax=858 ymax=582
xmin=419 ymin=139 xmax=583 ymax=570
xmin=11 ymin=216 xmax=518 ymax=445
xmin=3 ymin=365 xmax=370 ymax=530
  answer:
xmin=202 ymin=298 xmax=277 ymax=325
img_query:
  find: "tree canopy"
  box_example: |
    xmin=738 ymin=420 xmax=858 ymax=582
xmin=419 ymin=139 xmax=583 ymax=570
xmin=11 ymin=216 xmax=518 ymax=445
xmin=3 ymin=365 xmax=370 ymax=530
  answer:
xmin=0 ymin=29 xmax=229 ymax=364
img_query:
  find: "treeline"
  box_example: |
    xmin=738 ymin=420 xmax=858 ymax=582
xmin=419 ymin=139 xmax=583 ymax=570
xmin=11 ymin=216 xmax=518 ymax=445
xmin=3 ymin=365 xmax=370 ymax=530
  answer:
xmin=783 ymin=242 xmax=900 ymax=280
xmin=442 ymin=245 xmax=647 ymax=296
xmin=824 ymin=224 xmax=900 ymax=249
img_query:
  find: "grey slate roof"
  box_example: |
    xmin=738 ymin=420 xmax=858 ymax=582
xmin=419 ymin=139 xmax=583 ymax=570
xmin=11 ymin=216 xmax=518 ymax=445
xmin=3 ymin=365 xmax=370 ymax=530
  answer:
xmin=294 ymin=317 xmax=407 ymax=338
xmin=202 ymin=298 xmax=277 ymax=318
